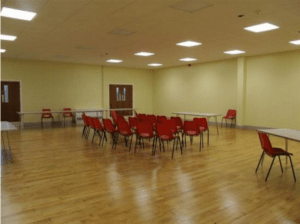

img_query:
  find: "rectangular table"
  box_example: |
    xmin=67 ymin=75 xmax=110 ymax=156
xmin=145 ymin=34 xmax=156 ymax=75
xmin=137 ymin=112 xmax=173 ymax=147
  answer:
xmin=17 ymin=108 xmax=134 ymax=129
xmin=257 ymin=128 xmax=300 ymax=163
xmin=173 ymin=112 xmax=222 ymax=134
xmin=1 ymin=121 xmax=17 ymax=163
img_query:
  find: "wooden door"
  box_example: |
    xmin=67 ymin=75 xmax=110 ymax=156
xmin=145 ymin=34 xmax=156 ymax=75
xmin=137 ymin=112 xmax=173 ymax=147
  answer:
xmin=109 ymin=85 xmax=133 ymax=116
xmin=1 ymin=81 xmax=21 ymax=122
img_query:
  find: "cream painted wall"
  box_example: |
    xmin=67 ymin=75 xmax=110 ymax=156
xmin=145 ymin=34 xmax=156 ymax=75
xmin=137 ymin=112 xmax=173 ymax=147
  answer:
xmin=153 ymin=59 xmax=237 ymax=118
xmin=103 ymin=66 xmax=153 ymax=114
xmin=1 ymin=58 xmax=103 ymax=122
xmin=1 ymin=58 xmax=153 ymax=123
xmin=245 ymin=50 xmax=300 ymax=129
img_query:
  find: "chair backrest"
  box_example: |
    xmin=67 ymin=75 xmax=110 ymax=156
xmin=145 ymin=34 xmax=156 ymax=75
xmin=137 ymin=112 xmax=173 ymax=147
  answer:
xmin=258 ymin=133 xmax=274 ymax=156
xmin=111 ymin=110 xmax=118 ymax=124
xmin=137 ymin=121 xmax=154 ymax=138
xmin=117 ymin=115 xmax=126 ymax=124
xmin=193 ymin=118 xmax=208 ymax=130
xmin=42 ymin=108 xmax=52 ymax=118
xmin=138 ymin=114 xmax=148 ymax=122
xmin=171 ymin=117 xmax=183 ymax=129
xmin=117 ymin=120 xmax=132 ymax=135
xmin=93 ymin=117 xmax=104 ymax=131
xmin=183 ymin=121 xmax=200 ymax=135
xmin=88 ymin=116 xmax=95 ymax=129
xmin=103 ymin=119 xmax=116 ymax=133
xmin=129 ymin=117 xmax=138 ymax=130
xmin=147 ymin=115 xmax=157 ymax=128
xmin=226 ymin=109 xmax=236 ymax=118
xmin=165 ymin=119 xmax=178 ymax=134
xmin=156 ymin=123 xmax=173 ymax=140
xmin=157 ymin=115 xmax=167 ymax=124
xmin=63 ymin=108 xmax=73 ymax=116
xmin=82 ymin=114 xmax=89 ymax=126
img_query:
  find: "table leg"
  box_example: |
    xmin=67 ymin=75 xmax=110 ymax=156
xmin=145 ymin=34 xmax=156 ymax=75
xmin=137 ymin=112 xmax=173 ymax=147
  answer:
xmin=285 ymin=139 xmax=288 ymax=164
xmin=214 ymin=116 xmax=219 ymax=135
xmin=6 ymin=131 xmax=13 ymax=163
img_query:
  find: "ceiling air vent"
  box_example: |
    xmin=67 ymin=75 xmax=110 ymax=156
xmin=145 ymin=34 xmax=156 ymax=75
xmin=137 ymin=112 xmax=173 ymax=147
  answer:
xmin=170 ymin=0 xmax=213 ymax=13
xmin=108 ymin=28 xmax=136 ymax=36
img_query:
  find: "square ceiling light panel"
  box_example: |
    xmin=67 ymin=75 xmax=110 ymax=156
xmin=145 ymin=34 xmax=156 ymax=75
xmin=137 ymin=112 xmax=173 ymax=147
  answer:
xmin=179 ymin=58 xmax=197 ymax=61
xmin=148 ymin=63 xmax=163 ymax=67
xmin=134 ymin=52 xmax=154 ymax=56
xmin=176 ymin=41 xmax=202 ymax=47
xmin=289 ymin=40 xmax=300 ymax=45
xmin=0 ymin=34 xmax=17 ymax=41
xmin=244 ymin=23 xmax=279 ymax=33
xmin=224 ymin=50 xmax=245 ymax=55
xmin=1 ymin=7 xmax=36 ymax=21
xmin=106 ymin=59 xmax=123 ymax=63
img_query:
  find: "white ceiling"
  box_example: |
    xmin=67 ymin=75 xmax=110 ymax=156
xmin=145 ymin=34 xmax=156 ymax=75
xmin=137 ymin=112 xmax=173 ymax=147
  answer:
xmin=1 ymin=0 xmax=300 ymax=69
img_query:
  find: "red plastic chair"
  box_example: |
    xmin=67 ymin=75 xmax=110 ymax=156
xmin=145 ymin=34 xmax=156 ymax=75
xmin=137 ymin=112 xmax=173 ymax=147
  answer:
xmin=171 ymin=117 xmax=183 ymax=133
xmin=116 ymin=120 xmax=134 ymax=150
xmin=117 ymin=115 xmax=126 ymax=124
xmin=63 ymin=108 xmax=75 ymax=127
xmin=183 ymin=121 xmax=202 ymax=151
xmin=193 ymin=118 xmax=209 ymax=147
xmin=92 ymin=117 xmax=107 ymax=146
xmin=82 ymin=113 xmax=90 ymax=139
xmin=41 ymin=109 xmax=54 ymax=129
xmin=157 ymin=115 xmax=167 ymax=124
xmin=256 ymin=133 xmax=296 ymax=182
xmin=111 ymin=110 xmax=118 ymax=125
xmin=155 ymin=123 xmax=183 ymax=159
xmin=221 ymin=109 xmax=236 ymax=128
xmin=135 ymin=121 xmax=155 ymax=153
xmin=138 ymin=114 xmax=148 ymax=122
xmin=147 ymin=114 xmax=157 ymax=125
xmin=103 ymin=119 xmax=118 ymax=149
xmin=129 ymin=117 xmax=138 ymax=132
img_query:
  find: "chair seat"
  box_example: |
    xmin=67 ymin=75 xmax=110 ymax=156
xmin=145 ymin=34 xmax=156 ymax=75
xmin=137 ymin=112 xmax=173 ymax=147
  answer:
xmin=267 ymin=147 xmax=293 ymax=157
xmin=120 ymin=130 xmax=133 ymax=135
xmin=140 ymin=133 xmax=153 ymax=138
xmin=199 ymin=127 xmax=208 ymax=132
xmin=186 ymin=131 xmax=199 ymax=136
xmin=160 ymin=134 xmax=175 ymax=140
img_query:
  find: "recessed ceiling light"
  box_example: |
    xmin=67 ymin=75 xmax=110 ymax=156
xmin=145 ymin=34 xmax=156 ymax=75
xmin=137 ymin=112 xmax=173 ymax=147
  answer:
xmin=179 ymin=58 xmax=197 ymax=62
xmin=106 ymin=59 xmax=123 ymax=63
xmin=0 ymin=34 xmax=17 ymax=41
xmin=289 ymin=39 xmax=300 ymax=45
xmin=224 ymin=50 xmax=245 ymax=55
xmin=0 ymin=7 xmax=36 ymax=21
xmin=134 ymin=52 xmax=154 ymax=57
xmin=148 ymin=63 xmax=163 ymax=67
xmin=176 ymin=41 xmax=202 ymax=47
xmin=244 ymin=23 xmax=279 ymax=33
xmin=0 ymin=49 xmax=6 ymax=53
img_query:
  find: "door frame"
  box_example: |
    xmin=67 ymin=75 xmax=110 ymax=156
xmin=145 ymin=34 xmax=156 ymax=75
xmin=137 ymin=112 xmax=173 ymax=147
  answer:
xmin=108 ymin=83 xmax=134 ymax=115
xmin=1 ymin=80 xmax=23 ymax=123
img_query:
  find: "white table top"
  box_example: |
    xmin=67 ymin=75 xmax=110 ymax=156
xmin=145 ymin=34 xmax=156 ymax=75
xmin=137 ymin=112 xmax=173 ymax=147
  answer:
xmin=257 ymin=128 xmax=300 ymax=142
xmin=173 ymin=112 xmax=222 ymax=117
xmin=17 ymin=108 xmax=134 ymax=115
xmin=0 ymin=121 xmax=17 ymax=131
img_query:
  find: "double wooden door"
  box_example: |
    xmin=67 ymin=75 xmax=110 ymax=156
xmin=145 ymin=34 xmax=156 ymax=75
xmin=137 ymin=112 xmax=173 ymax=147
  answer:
xmin=1 ymin=81 xmax=21 ymax=122
xmin=109 ymin=85 xmax=133 ymax=116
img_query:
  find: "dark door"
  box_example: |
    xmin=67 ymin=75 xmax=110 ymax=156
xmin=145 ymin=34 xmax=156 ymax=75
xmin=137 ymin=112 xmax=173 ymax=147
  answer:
xmin=1 ymin=81 xmax=21 ymax=122
xmin=109 ymin=84 xmax=133 ymax=116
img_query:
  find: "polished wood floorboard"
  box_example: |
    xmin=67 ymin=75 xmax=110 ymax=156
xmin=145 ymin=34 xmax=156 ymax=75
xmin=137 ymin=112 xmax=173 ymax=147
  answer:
xmin=1 ymin=125 xmax=300 ymax=224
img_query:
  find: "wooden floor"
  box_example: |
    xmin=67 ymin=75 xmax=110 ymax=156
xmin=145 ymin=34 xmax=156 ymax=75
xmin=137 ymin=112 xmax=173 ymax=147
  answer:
xmin=1 ymin=125 xmax=300 ymax=224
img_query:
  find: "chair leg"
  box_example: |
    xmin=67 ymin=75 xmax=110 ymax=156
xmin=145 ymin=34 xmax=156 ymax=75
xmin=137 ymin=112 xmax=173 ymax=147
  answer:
xmin=92 ymin=129 xmax=96 ymax=143
xmin=134 ymin=135 xmax=139 ymax=153
xmin=82 ymin=126 xmax=86 ymax=137
xmin=278 ymin=156 xmax=283 ymax=173
xmin=265 ymin=157 xmax=276 ymax=181
xmin=172 ymin=139 xmax=175 ymax=159
xmin=288 ymin=155 xmax=296 ymax=182
xmin=221 ymin=118 xmax=223 ymax=128
xmin=207 ymin=129 xmax=209 ymax=145
xmin=41 ymin=117 xmax=43 ymax=129
xmin=255 ymin=152 xmax=265 ymax=173
xmin=129 ymin=135 xmax=133 ymax=151
xmin=202 ymin=132 xmax=204 ymax=148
